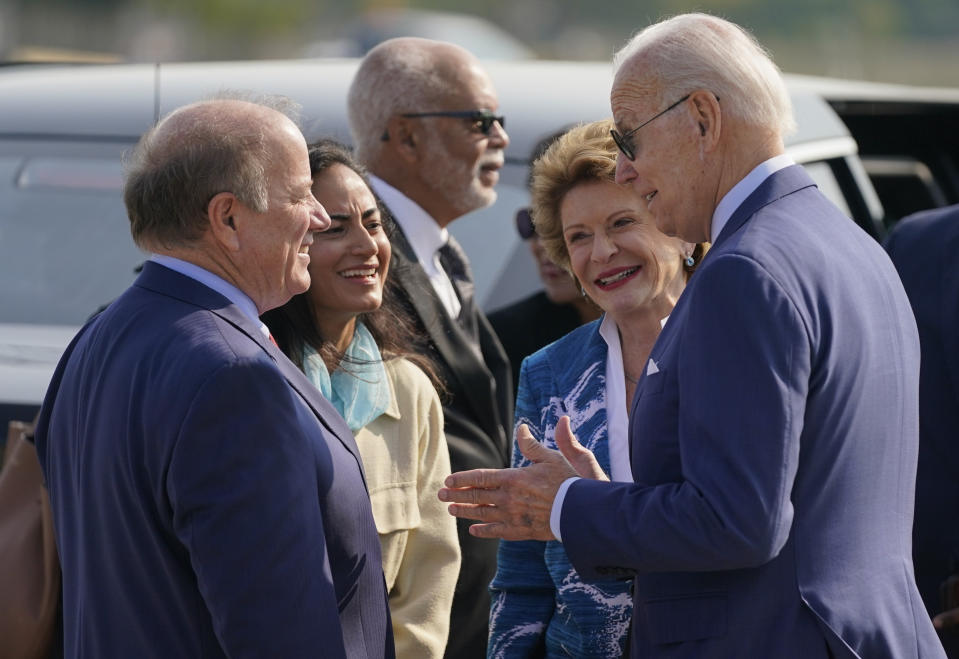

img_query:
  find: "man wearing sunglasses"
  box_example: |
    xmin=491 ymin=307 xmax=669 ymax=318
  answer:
xmin=440 ymin=12 xmax=945 ymax=659
xmin=348 ymin=37 xmax=513 ymax=659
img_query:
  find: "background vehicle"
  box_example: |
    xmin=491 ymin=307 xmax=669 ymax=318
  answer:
xmin=2 ymin=58 xmax=959 ymax=442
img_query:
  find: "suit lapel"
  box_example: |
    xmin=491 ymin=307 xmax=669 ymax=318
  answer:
xmin=630 ymin=166 xmax=816 ymax=465
xmin=389 ymin=224 xmax=504 ymax=422
xmin=135 ymin=262 xmax=365 ymax=474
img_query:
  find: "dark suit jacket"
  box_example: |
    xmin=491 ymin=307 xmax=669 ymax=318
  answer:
xmin=885 ymin=206 xmax=959 ymax=656
xmin=562 ymin=166 xmax=945 ymax=657
xmin=34 ymin=262 xmax=394 ymax=658
xmin=488 ymin=290 xmax=584 ymax=394
xmin=387 ymin=221 xmax=512 ymax=659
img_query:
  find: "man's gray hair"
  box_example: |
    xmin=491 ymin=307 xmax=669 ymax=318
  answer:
xmin=123 ymin=91 xmax=301 ymax=251
xmin=613 ymin=13 xmax=796 ymax=137
xmin=347 ymin=38 xmax=457 ymax=165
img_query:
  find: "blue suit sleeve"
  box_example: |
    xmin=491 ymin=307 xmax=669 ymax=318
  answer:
xmin=166 ymin=358 xmax=347 ymax=658
xmin=564 ymin=254 xmax=810 ymax=575
xmin=488 ymin=358 xmax=555 ymax=658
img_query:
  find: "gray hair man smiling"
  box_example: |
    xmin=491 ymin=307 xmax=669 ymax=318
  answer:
xmin=35 ymin=96 xmax=396 ymax=658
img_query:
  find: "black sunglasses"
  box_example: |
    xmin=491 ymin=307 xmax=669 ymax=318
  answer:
xmin=610 ymin=94 xmax=691 ymax=161
xmin=515 ymin=207 xmax=535 ymax=240
xmin=401 ymin=109 xmax=505 ymax=135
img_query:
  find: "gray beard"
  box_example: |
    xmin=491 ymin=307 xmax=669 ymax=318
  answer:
xmin=419 ymin=143 xmax=497 ymax=220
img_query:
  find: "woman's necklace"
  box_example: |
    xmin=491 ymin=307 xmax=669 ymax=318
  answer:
xmin=625 ymin=372 xmax=639 ymax=385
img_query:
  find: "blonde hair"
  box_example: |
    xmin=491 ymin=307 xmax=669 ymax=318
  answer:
xmin=529 ymin=119 xmax=619 ymax=272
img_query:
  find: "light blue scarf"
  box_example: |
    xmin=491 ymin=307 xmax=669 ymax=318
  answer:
xmin=302 ymin=322 xmax=391 ymax=432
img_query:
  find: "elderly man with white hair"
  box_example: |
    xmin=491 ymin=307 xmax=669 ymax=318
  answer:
xmin=348 ymin=38 xmax=513 ymax=659
xmin=441 ymin=13 xmax=946 ymax=658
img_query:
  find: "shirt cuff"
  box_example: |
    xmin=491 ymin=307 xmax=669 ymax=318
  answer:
xmin=550 ymin=477 xmax=580 ymax=542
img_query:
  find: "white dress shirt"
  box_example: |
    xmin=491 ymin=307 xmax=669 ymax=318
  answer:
xmin=149 ymin=254 xmax=271 ymax=340
xmin=369 ymin=175 xmax=462 ymax=319
xmin=599 ymin=314 xmax=635 ymax=484
xmin=549 ymin=153 xmax=797 ymax=542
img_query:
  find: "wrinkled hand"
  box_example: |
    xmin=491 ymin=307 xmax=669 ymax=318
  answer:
xmin=437 ymin=416 xmax=607 ymax=541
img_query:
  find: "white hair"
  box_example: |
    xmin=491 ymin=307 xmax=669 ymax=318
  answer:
xmin=613 ymin=13 xmax=796 ymax=137
xmin=347 ymin=38 xmax=468 ymax=165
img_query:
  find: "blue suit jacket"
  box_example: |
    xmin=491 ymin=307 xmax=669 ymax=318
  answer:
xmin=34 ymin=262 xmax=394 ymax=658
xmin=885 ymin=206 xmax=959 ymax=655
xmin=562 ymin=166 xmax=944 ymax=657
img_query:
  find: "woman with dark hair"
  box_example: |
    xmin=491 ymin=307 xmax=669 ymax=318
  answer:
xmin=262 ymin=139 xmax=460 ymax=659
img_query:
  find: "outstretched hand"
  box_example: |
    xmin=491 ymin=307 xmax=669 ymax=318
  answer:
xmin=554 ymin=416 xmax=608 ymax=481
xmin=437 ymin=416 xmax=607 ymax=541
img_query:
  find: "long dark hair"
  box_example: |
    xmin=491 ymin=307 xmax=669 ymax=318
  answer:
xmin=261 ymin=139 xmax=443 ymax=392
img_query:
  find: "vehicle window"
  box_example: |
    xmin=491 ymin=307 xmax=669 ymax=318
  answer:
xmin=17 ymin=156 xmax=124 ymax=192
xmin=802 ymin=160 xmax=853 ymax=218
xmin=860 ymin=157 xmax=948 ymax=228
xmin=0 ymin=155 xmax=144 ymax=326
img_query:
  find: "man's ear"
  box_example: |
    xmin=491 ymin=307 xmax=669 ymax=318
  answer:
xmin=691 ymin=90 xmax=721 ymax=148
xmin=206 ymin=192 xmax=242 ymax=251
xmin=383 ymin=116 xmax=420 ymax=164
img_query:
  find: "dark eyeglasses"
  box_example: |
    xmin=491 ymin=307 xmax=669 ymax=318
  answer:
xmin=515 ymin=207 xmax=535 ymax=240
xmin=401 ymin=109 xmax=505 ymax=135
xmin=610 ymin=94 xmax=690 ymax=161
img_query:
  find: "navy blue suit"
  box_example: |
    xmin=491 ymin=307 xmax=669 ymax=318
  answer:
xmin=34 ymin=262 xmax=394 ymax=658
xmin=885 ymin=205 xmax=959 ymax=656
xmin=562 ymin=166 xmax=944 ymax=657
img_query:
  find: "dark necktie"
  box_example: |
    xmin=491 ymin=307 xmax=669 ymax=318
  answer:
xmin=437 ymin=236 xmax=479 ymax=339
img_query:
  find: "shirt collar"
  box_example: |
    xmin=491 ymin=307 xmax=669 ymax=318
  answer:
xmin=598 ymin=311 xmax=671 ymax=348
xmin=598 ymin=312 xmax=620 ymax=350
xmin=710 ymin=154 xmax=795 ymax=243
xmin=149 ymin=254 xmax=269 ymax=337
xmin=369 ymin=175 xmax=448 ymax=267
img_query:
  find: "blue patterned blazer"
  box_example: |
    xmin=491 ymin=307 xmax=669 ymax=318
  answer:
xmin=488 ymin=319 xmax=632 ymax=658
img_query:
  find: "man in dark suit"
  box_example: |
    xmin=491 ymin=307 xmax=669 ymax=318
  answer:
xmin=440 ymin=13 xmax=946 ymax=658
xmin=885 ymin=204 xmax=959 ymax=657
xmin=347 ymin=38 xmax=513 ymax=658
xmin=34 ymin=97 xmax=394 ymax=658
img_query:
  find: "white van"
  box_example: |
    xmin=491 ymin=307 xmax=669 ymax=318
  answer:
xmin=2 ymin=58 xmax=959 ymax=436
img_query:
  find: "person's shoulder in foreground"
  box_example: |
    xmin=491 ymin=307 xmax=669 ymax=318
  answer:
xmin=886 ymin=203 xmax=959 ymax=249
xmin=35 ymin=96 xmax=393 ymax=658
xmin=884 ymin=203 xmax=959 ymax=657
